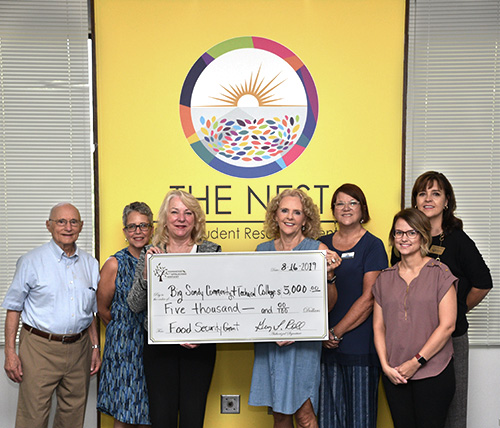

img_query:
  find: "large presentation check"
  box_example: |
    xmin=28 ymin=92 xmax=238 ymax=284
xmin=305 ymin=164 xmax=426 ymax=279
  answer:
xmin=147 ymin=251 xmax=329 ymax=344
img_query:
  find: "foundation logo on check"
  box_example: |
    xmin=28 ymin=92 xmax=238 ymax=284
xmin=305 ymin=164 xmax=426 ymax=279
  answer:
xmin=179 ymin=36 xmax=318 ymax=178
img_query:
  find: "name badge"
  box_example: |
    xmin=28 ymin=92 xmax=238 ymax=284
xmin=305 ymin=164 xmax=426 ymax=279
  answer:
xmin=342 ymin=252 xmax=355 ymax=259
xmin=429 ymin=245 xmax=445 ymax=256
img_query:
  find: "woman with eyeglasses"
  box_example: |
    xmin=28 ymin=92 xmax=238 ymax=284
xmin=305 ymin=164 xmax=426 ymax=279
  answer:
xmin=97 ymin=202 xmax=154 ymax=427
xmin=318 ymin=184 xmax=388 ymax=428
xmin=373 ymin=208 xmax=457 ymax=428
xmin=390 ymin=171 xmax=492 ymax=428
xmin=127 ymin=190 xmax=221 ymax=428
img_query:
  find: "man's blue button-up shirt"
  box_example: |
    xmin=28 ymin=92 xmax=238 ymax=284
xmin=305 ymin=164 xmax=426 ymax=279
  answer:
xmin=2 ymin=239 xmax=99 ymax=334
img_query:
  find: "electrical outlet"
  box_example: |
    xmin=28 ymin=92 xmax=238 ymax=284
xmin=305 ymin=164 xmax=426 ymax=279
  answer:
xmin=221 ymin=395 xmax=240 ymax=414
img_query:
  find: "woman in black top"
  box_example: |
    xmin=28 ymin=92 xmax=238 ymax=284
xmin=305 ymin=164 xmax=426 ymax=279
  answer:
xmin=128 ymin=190 xmax=221 ymax=428
xmin=391 ymin=171 xmax=493 ymax=428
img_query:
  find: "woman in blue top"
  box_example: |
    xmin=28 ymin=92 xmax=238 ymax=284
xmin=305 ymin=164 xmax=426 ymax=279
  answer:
xmin=318 ymin=184 xmax=388 ymax=428
xmin=249 ymin=188 xmax=339 ymax=428
xmin=97 ymin=202 xmax=153 ymax=427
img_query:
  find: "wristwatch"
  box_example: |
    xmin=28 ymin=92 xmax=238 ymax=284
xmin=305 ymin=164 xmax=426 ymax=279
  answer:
xmin=415 ymin=352 xmax=427 ymax=365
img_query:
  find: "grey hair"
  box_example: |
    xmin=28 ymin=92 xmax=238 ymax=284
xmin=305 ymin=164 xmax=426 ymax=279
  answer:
xmin=122 ymin=202 xmax=153 ymax=226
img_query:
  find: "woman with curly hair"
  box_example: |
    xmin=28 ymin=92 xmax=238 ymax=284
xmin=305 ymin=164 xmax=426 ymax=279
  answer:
xmin=249 ymin=188 xmax=338 ymax=428
xmin=127 ymin=190 xmax=221 ymax=428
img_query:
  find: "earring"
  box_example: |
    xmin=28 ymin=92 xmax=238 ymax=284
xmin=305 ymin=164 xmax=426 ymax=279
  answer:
xmin=360 ymin=219 xmax=364 ymax=224
xmin=302 ymin=225 xmax=305 ymax=231
xmin=414 ymin=205 xmax=418 ymax=209
xmin=444 ymin=205 xmax=448 ymax=210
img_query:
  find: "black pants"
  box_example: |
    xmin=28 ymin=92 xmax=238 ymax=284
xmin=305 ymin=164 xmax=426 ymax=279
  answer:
xmin=143 ymin=335 xmax=216 ymax=428
xmin=382 ymin=359 xmax=455 ymax=428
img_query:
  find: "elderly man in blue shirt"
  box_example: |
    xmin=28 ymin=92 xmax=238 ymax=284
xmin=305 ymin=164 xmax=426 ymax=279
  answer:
xmin=2 ymin=202 xmax=101 ymax=428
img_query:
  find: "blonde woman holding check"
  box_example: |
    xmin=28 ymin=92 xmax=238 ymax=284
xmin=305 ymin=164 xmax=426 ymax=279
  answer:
xmin=249 ymin=188 xmax=338 ymax=428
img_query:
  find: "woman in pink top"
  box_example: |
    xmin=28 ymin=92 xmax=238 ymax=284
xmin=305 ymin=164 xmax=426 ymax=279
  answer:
xmin=372 ymin=208 xmax=457 ymax=428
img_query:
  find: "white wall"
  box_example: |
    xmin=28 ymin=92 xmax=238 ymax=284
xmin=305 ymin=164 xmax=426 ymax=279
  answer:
xmin=468 ymin=347 xmax=500 ymax=428
xmin=0 ymin=346 xmax=498 ymax=427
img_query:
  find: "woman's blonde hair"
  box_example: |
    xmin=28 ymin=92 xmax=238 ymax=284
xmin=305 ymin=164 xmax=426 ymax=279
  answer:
xmin=263 ymin=188 xmax=322 ymax=240
xmin=389 ymin=208 xmax=432 ymax=258
xmin=152 ymin=190 xmax=206 ymax=247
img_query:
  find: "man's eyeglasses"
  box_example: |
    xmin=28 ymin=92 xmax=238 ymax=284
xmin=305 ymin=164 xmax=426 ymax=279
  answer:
xmin=123 ymin=223 xmax=152 ymax=232
xmin=393 ymin=230 xmax=419 ymax=239
xmin=333 ymin=201 xmax=360 ymax=209
xmin=49 ymin=219 xmax=81 ymax=227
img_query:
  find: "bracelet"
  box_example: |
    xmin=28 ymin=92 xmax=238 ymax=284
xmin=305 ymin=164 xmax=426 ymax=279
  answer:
xmin=91 ymin=344 xmax=100 ymax=350
xmin=327 ymin=275 xmax=337 ymax=284
xmin=329 ymin=328 xmax=343 ymax=341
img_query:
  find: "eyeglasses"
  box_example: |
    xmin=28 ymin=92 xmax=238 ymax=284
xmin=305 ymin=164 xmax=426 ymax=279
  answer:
xmin=393 ymin=229 xmax=419 ymax=239
xmin=123 ymin=223 xmax=152 ymax=232
xmin=49 ymin=218 xmax=81 ymax=227
xmin=333 ymin=201 xmax=360 ymax=209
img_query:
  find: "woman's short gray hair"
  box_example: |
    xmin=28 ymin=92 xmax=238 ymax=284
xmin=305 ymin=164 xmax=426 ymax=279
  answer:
xmin=122 ymin=202 xmax=153 ymax=226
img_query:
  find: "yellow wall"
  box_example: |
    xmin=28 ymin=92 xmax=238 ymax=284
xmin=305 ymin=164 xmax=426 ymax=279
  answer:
xmin=94 ymin=0 xmax=405 ymax=426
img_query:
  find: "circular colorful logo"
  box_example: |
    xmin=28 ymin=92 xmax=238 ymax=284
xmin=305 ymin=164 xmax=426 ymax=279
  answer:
xmin=179 ymin=36 xmax=318 ymax=179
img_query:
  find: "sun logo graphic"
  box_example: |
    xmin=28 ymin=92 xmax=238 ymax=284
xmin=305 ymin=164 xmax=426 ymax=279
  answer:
xmin=179 ymin=36 xmax=318 ymax=178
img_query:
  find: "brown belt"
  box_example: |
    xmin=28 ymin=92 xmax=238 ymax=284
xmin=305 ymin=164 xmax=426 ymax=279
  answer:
xmin=23 ymin=323 xmax=87 ymax=344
